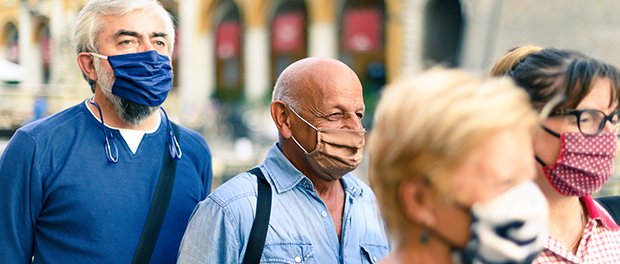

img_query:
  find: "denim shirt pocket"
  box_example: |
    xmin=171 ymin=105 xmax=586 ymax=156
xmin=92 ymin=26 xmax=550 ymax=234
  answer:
xmin=260 ymin=243 xmax=314 ymax=263
xmin=360 ymin=244 xmax=389 ymax=264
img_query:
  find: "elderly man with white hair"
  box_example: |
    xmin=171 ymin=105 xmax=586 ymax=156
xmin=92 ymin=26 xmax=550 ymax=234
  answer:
xmin=0 ymin=0 xmax=212 ymax=263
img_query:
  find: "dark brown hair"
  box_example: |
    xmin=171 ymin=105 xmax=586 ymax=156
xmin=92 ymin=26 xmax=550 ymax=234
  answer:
xmin=491 ymin=46 xmax=620 ymax=112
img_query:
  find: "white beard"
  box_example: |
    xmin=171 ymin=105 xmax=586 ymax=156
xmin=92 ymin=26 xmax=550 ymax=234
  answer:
xmin=93 ymin=58 xmax=158 ymax=125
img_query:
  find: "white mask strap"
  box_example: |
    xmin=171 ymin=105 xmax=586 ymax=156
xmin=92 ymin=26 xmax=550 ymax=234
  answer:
xmin=89 ymin=52 xmax=108 ymax=60
xmin=287 ymin=105 xmax=318 ymax=131
xmin=290 ymin=135 xmax=309 ymax=154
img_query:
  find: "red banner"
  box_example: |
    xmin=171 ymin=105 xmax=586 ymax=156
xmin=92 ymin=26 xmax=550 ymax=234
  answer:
xmin=41 ymin=35 xmax=50 ymax=64
xmin=216 ymin=20 xmax=241 ymax=60
xmin=272 ymin=12 xmax=305 ymax=54
xmin=342 ymin=8 xmax=382 ymax=53
xmin=8 ymin=41 xmax=18 ymax=63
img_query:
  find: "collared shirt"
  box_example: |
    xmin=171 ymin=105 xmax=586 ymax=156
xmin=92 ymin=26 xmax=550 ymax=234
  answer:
xmin=178 ymin=142 xmax=389 ymax=264
xmin=533 ymin=196 xmax=620 ymax=264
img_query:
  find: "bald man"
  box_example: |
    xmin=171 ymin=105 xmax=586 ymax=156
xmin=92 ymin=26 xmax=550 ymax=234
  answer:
xmin=178 ymin=58 xmax=389 ymax=263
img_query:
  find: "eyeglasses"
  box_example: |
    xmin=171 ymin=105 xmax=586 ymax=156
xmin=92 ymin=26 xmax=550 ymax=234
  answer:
xmin=89 ymin=97 xmax=119 ymax=163
xmin=89 ymin=97 xmax=182 ymax=163
xmin=549 ymin=109 xmax=620 ymax=135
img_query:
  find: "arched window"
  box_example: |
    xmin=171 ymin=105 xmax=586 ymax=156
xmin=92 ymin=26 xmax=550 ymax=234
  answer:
xmin=6 ymin=23 xmax=19 ymax=64
xmin=214 ymin=0 xmax=244 ymax=103
xmin=422 ymin=0 xmax=463 ymax=68
xmin=339 ymin=0 xmax=386 ymax=128
xmin=36 ymin=24 xmax=51 ymax=84
xmin=270 ymin=0 xmax=307 ymax=85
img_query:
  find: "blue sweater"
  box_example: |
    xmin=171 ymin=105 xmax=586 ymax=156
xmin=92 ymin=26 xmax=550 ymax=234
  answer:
xmin=0 ymin=101 xmax=212 ymax=264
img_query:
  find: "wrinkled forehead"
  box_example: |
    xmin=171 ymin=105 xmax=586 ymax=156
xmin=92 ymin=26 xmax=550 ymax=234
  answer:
xmin=104 ymin=8 xmax=167 ymax=32
xmin=301 ymin=67 xmax=364 ymax=109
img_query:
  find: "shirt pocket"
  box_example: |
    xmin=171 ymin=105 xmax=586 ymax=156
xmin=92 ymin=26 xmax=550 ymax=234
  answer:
xmin=260 ymin=243 xmax=315 ymax=263
xmin=360 ymin=244 xmax=389 ymax=264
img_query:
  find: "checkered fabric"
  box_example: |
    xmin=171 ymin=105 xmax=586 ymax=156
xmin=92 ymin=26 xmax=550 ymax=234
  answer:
xmin=533 ymin=196 xmax=620 ymax=264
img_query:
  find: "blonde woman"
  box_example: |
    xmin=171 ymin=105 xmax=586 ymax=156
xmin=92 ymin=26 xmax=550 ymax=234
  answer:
xmin=492 ymin=46 xmax=620 ymax=263
xmin=368 ymin=68 xmax=549 ymax=264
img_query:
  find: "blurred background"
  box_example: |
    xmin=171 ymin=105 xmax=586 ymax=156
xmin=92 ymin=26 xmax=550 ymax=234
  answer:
xmin=1 ymin=0 xmax=619 ymax=195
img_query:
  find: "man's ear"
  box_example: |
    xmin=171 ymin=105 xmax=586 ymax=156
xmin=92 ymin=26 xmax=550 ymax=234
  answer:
xmin=400 ymin=179 xmax=437 ymax=228
xmin=271 ymin=100 xmax=292 ymax=138
xmin=77 ymin=52 xmax=98 ymax=81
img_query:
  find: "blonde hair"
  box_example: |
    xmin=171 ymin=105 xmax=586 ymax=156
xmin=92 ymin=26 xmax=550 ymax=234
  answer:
xmin=490 ymin=46 xmax=543 ymax=77
xmin=368 ymin=68 xmax=538 ymax=245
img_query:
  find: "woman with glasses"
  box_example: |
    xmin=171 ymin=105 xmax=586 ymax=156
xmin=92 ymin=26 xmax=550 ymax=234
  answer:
xmin=491 ymin=46 xmax=620 ymax=263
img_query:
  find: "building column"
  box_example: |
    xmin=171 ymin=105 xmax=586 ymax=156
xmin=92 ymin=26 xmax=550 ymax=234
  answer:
xmin=243 ymin=26 xmax=270 ymax=102
xmin=307 ymin=0 xmax=337 ymax=58
xmin=178 ymin=0 xmax=212 ymax=124
xmin=308 ymin=23 xmax=337 ymax=58
xmin=242 ymin=0 xmax=270 ymax=103
xmin=459 ymin=0 xmax=502 ymax=74
xmin=385 ymin=0 xmax=403 ymax=81
xmin=49 ymin=0 xmax=64 ymax=89
xmin=18 ymin=4 xmax=36 ymax=93
xmin=400 ymin=0 xmax=426 ymax=76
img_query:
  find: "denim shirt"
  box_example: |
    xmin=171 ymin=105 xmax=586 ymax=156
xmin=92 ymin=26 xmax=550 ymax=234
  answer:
xmin=178 ymin=142 xmax=389 ymax=264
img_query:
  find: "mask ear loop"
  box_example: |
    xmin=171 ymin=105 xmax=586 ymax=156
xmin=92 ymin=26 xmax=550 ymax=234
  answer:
xmin=286 ymin=105 xmax=315 ymax=154
xmin=534 ymin=92 xmax=566 ymax=167
xmin=287 ymin=105 xmax=318 ymax=130
xmin=160 ymin=107 xmax=182 ymax=160
xmin=89 ymin=97 xmax=119 ymax=163
xmin=89 ymin=52 xmax=108 ymax=60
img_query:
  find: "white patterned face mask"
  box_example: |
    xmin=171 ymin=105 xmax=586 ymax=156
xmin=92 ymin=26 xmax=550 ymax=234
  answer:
xmin=453 ymin=181 xmax=549 ymax=264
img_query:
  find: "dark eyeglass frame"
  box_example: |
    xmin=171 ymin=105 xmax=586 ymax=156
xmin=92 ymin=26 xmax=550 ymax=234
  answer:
xmin=89 ymin=97 xmax=119 ymax=163
xmin=89 ymin=97 xmax=182 ymax=163
xmin=549 ymin=109 xmax=620 ymax=135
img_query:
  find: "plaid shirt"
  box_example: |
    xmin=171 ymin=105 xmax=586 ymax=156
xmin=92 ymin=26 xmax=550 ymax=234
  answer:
xmin=533 ymin=196 xmax=620 ymax=264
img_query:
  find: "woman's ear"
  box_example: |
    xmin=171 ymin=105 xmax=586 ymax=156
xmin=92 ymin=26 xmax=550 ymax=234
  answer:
xmin=271 ymin=100 xmax=292 ymax=138
xmin=400 ymin=179 xmax=437 ymax=228
xmin=77 ymin=52 xmax=98 ymax=81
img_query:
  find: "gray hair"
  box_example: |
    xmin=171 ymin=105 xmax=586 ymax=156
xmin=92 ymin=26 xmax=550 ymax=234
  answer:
xmin=272 ymin=69 xmax=301 ymax=112
xmin=71 ymin=0 xmax=175 ymax=92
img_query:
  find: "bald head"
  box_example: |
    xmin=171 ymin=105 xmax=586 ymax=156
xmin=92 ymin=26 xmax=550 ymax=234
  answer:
xmin=270 ymin=57 xmax=365 ymax=180
xmin=272 ymin=57 xmax=362 ymax=112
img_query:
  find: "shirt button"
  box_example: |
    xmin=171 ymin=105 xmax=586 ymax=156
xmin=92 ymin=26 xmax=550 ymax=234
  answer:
xmin=295 ymin=256 xmax=301 ymax=263
xmin=373 ymin=256 xmax=377 ymax=262
xmin=351 ymin=186 xmax=356 ymax=191
xmin=303 ymin=180 xmax=308 ymax=185
xmin=321 ymin=211 xmax=327 ymax=217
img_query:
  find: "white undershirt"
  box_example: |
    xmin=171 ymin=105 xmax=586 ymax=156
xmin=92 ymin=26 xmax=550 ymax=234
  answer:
xmin=85 ymin=100 xmax=161 ymax=154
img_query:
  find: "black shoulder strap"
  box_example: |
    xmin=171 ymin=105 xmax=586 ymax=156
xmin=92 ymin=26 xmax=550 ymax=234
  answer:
xmin=242 ymin=167 xmax=272 ymax=264
xmin=131 ymin=122 xmax=180 ymax=264
xmin=596 ymin=196 xmax=620 ymax=225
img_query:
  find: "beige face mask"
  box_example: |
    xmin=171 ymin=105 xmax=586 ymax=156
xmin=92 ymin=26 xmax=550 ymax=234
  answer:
xmin=288 ymin=105 xmax=365 ymax=181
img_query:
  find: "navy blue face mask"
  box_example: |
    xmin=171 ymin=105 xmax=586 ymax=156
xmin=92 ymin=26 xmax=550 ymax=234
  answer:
xmin=90 ymin=50 xmax=173 ymax=106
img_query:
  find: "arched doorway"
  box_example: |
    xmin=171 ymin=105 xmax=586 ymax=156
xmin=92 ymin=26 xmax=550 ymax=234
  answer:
xmin=339 ymin=0 xmax=386 ymax=128
xmin=422 ymin=0 xmax=463 ymax=68
xmin=213 ymin=0 xmax=244 ymax=103
xmin=5 ymin=23 xmax=19 ymax=64
xmin=35 ymin=23 xmax=51 ymax=84
xmin=270 ymin=0 xmax=307 ymax=85
xmin=212 ymin=0 xmax=248 ymax=139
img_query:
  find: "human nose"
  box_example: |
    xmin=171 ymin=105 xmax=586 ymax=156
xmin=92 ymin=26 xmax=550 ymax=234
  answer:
xmin=138 ymin=38 xmax=156 ymax=53
xmin=342 ymin=114 xmax=363 ymax=130
xmin=601 ymin=117 xmax=617 ymax=133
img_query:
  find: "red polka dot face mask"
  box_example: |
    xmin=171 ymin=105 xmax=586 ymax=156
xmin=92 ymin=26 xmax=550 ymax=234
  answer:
xmin=537 ymin=127 xmax=617 ymax=197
